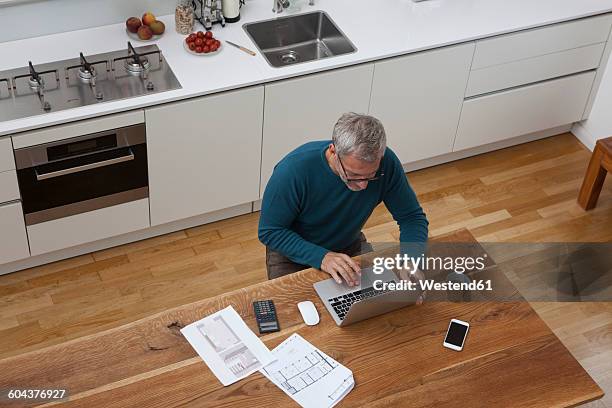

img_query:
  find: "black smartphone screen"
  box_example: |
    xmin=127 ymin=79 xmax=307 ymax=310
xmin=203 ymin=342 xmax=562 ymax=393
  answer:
xmin=445 ymin=321 xmax=468 ymax=346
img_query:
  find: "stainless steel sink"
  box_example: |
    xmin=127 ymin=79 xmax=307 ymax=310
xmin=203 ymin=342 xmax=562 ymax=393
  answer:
xmin=243 ymin=11 xmax=356 ymax=68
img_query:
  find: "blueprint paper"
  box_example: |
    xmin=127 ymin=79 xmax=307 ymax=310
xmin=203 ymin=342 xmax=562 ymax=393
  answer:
xmin=181 ymin=305 xmax=275 ymax=386
xmin=261 ymin=333 xmax=354 ymax=407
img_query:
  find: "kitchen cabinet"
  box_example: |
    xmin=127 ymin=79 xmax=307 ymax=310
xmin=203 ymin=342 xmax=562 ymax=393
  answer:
xmin=146 ymin=86 xmax=264 ymax=226
xmin=456 ymin=13 xmax=611 ymax=151
xmin=455 ymin=72 xmax=596 ymax=151
xmin=0 ymin=201 xmax=30 ymax=264
xmin=260 ymin=64 xmax=374 ymax=194
xmin=27 ymin=199 xmax=150 ymax=256
xmin=0 ymin=170 xmax=19 ymax=203
xmin=369 ymin=43 xmax=475 ymax=164
xmin=471 ymin=14 xmax=612 ymax=70
xmin=0 ymin=137 xmax=14 ymax=172
xmin=466 ymin=14 xmax=611 ymax=98
xmin=466 ymin=43 xmax=605 ymax=97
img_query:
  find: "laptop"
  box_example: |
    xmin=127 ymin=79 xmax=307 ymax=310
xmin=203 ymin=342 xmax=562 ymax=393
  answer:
xmin=314 ymin=267 xmax=416 ymax=326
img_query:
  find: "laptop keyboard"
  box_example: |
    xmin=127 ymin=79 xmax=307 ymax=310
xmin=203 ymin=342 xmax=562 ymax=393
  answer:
xmin=328 ymin=282 xmax=393 ymax=320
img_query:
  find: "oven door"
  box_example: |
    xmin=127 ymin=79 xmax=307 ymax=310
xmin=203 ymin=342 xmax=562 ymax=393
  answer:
xmin=16 ymin=125 xmax=149 ymax=226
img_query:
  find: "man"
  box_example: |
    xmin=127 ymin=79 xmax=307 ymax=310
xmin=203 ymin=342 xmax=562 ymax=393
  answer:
xmin=258 ymin=113 xmax=429 ymax=285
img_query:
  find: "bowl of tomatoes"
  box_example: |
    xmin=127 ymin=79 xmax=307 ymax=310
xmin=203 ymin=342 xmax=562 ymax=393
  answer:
xmin=184 ymin=31 xmax=222 ymax=55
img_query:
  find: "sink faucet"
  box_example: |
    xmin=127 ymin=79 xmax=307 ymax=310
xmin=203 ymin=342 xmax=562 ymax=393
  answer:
xmin=272 ymin=0 xmax=290 ymax=13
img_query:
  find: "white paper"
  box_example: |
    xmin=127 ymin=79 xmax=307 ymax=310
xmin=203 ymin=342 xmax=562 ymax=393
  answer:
xmin=181 ymin=305 xmax=275 ymax=386
xmin=261 ymin=333 xmax=354 ymax=408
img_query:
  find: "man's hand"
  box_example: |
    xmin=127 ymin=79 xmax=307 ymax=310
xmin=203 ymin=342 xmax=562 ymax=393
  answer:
xmin=321 ymin=252 xmax=361 ymax=286
xmin=399 ymin=267 xmax=427 ymax=305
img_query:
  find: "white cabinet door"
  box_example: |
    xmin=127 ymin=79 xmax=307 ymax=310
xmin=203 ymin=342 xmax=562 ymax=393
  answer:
xmin=455 ymin=71 xmax=596 ymax=151
xmin=0 ymin=137 xmax=14 ymax=172
xmin=471 ymin=14 xmax=612 ymax=69
xmin=466 ymin=43 xmax=605 ymax=97
xmin=369 ymin=43 xmax=475 ymax=164
xmin=260 ymin=64 xmax=374 ymax=195
xmin=0 ymin=201 xmax=30 ymax=264
xmin=27 ymin=199 xmax=150 ymax=256
xmin=146 ymin=86 xmax=264 ymax=226
xmin=0 ymin=170 xmax=19 ymax=203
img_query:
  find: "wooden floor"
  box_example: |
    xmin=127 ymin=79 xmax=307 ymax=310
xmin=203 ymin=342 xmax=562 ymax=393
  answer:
xmin=1 ymin=132 xmax=611 ymax=405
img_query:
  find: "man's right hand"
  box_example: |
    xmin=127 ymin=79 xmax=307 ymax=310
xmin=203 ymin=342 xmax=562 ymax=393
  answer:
xmin=320 ymin=252 xmax=361 ymax=286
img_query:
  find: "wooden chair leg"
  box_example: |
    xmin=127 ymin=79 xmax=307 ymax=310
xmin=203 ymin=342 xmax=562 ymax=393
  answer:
xmin=578 ymin=146 xmax=607 ymax=210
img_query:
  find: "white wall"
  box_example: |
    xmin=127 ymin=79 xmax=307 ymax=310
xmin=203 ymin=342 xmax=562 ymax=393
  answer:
xmin=572 ymin=48 xmax=612 ymax=150
xmin=0 ymin=0 xmax=175 ymax=43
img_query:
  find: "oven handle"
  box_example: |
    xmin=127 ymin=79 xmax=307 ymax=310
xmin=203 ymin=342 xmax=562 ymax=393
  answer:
xmin=34 ymin=149 xmax=135 ymax=181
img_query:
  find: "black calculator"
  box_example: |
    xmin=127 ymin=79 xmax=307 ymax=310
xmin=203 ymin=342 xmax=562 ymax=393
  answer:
xmin=253 ymin=300 xmax=280 ymax=334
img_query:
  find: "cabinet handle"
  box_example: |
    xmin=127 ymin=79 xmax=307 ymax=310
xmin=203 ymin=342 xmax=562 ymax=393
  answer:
xmin=35 ymin=149 xmax=135 ymax=181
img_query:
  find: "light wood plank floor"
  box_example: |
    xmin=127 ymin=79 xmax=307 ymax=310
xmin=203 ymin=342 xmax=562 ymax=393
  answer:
xmin=0 ymin=132 xmax=611 ymax=405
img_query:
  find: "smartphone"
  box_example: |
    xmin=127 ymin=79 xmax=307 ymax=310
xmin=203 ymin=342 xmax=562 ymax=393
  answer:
xmin=443 ymin=319 xmax=470 ymax=351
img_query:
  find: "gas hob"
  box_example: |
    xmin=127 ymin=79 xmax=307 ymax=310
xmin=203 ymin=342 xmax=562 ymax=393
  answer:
xmin=0 ymin=42 xmax=181 ymax=122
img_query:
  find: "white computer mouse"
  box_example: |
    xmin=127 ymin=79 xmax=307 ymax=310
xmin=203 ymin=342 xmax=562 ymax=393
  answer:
xmin=297 ymin=301 xmax=320 ymax=326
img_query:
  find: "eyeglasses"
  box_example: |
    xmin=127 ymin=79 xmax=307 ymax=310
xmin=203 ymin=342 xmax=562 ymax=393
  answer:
xmin=336 ymin=153 xmax=384 ymax=183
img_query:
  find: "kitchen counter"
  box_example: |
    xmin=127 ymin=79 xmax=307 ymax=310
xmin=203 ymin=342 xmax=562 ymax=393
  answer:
xmin=1 ymin=0 xmax=612 ymax=137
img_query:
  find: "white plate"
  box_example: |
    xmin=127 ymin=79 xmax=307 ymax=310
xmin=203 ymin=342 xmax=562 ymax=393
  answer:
xmin=125 ymin=28 xmax=163 ymax=42
xmin=183 ymin=40 xmax=222 ymax=56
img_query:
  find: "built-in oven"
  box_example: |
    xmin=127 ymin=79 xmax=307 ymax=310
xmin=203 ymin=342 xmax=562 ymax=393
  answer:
xmin=15 ymin=124 xmax=148 ymax=226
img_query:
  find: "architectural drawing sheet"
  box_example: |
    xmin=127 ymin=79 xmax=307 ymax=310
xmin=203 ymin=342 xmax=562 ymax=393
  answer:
xmin=181 ymin=305 xmax=275 ymax=386
xmin=261 ymin=333 xmax=354 ymax=408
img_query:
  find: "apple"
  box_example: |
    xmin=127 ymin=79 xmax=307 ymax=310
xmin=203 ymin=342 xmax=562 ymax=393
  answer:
xmin=149 ymin=20 xmax=165 ymax=35
xmin=126 ymin=17 xmax=142 ymax=33
xmin=142 ymin=12 xmax=156 ymax=26
xmin=137 ymin=25 xmax=153 ymax=40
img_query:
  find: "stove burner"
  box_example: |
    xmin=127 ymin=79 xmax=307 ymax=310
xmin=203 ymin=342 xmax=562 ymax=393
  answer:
xmin=65 ymin=53 xmax=108 ymax=85
xmin=78 ymin=66 xmax=96 ymax=82
xmin=77 ymin=52 xmax=97 ymax=83
xmin=27 ymin=61 xmax=44 ymax=90
xmin=125 ymin=56 xmax=150 ymax=75
xmin=12 ymin=61 xmax=59 ymax=97
xmin=113 ymin=42 xmax=162 ymax=80
xmin=28 ymin=76 xmax=44 ymax=89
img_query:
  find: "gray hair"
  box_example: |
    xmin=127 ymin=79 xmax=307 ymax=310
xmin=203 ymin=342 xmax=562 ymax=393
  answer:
xmin=332 ymin=113 xmax=386 ymax=162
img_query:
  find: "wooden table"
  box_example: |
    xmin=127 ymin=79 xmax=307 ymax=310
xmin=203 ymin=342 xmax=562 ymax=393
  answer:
xmin=0 ymin=230 xmax=603 ymax=407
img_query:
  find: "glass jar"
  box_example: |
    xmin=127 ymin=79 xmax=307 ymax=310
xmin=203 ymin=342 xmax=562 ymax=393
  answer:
xmin=175 ymin=0 xmax=194 ymax=35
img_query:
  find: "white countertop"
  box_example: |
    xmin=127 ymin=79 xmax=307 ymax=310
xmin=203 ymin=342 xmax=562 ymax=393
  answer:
xmin=1 ymin=0 xmax=612 ymax=137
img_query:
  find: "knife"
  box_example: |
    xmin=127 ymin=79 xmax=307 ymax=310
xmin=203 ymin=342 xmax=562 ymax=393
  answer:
xmin=226 ymin=41 xmax=256 ymax=56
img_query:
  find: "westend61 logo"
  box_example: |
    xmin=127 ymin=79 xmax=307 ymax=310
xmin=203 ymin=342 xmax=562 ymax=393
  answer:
xmin=372 ymin=253 xmax=488 ymax=275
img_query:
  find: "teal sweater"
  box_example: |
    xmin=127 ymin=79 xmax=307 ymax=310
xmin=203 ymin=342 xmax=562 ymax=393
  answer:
xmin=258 ymin=141 xmax=429 ymax=269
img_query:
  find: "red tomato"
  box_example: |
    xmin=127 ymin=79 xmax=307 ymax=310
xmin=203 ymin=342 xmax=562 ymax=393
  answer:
xmin=188 ymin=42 xmax=196 ymax=51
xmin=188 ymin=34 xmax=196 ymax=42
xmin=214 ymin=39 xmax=221 ymax=47
xmin=195 ymin=37 xmax=203 ymax=46
xmin=204 ymin=31 xmax=213 ymax=39
xmin=195 ymin=46 xmax=203 ymax=53
xmin=205 ymin=39 xmax=213 ymax=46
xmin=197 ymin=31 xmax=205 ymax=38
xmin=203 ymin=45 xmax=210 ymax=53
xmin=210 ymin=44 xmax=218 ymax=52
